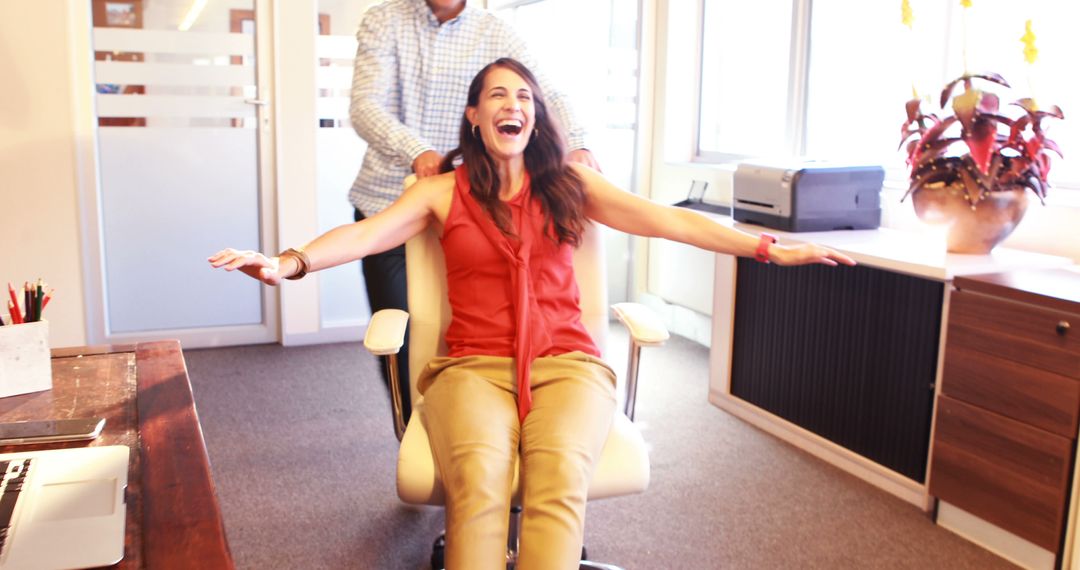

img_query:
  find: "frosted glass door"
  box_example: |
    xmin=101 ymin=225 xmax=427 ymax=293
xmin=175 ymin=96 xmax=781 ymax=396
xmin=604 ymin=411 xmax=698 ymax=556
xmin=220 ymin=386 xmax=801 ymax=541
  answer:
xmin=90 ymin=0 xmax=274 ymax=346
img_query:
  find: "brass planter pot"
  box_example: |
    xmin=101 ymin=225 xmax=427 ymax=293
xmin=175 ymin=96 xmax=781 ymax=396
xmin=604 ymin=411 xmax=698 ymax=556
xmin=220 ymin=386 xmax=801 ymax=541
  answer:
xmin=911 ymin=185 xmax=1029 ymax=254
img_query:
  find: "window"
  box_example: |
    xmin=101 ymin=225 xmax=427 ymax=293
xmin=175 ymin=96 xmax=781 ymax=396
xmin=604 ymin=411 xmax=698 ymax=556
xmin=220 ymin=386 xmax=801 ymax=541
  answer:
xmin=495 ymin=0 xmax=641 ymax=191
xmin=699 ymin=0 xmax=1079 ymax=190
xmin=698 ymin=0 xmax=794 ymax=161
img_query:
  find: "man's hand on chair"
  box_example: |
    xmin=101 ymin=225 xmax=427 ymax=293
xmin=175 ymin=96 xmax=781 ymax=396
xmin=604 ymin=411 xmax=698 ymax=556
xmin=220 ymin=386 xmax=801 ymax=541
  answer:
xmin=568 ymin=149 xmax=600 ymax=172
xmin=412 ymin=151 xmax=444 ymax=178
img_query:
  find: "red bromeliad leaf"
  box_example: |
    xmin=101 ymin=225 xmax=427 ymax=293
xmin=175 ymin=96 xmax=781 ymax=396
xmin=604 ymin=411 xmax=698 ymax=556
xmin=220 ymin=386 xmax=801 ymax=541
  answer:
xmin=899 ymin=126 xmax=924 ymax=150
xmin=1043 ymin=104 xmax=1065 ymax=120
xmin=905 ymin=118 xmax=955 ymax=169
xmin=978 ymin=92 xmax=1001 ymax=114
xmin=953 ymin=90 xmax=1001 ymax=130
xmin=940 ymin=78 xmax=965 ymax=109
xmin=971 ymin=72 xmax=1011 ymax=88
xmin=964 ymin=117 xmax=998 ymax=174
xmin=1025 ymin=137 xmax=1043 ymax=161
xmin=905 ymin=98 xmax=923 ymax=123
xmin=1013 ymin=98 xmax=1065 ymax=120
xmin=1013 ymin=98 xmax=1039 ymax=114
xmin=951 ymin=88 xmax=980 ymax=127
xmin=958 ymin=167 xmax=983 ymax=206
xmin=914 ymin=116 xmax=952 ymax=148
xmin=911 ymin=137 xmax=961 ymax=171
xmin=1044 ymin=138 xmax=1064 ymax=158
xmin=899 ymin=108 xmax=939 ymax=149
xmin=1007 ymin=115 xmax=1031 ymax=148
xmin=972 ymin=153 xmax=1004 ymax=191
xmin=1037 ymin=154 xmax=1052 ymax=181
xmin=939 ymin=73 xmax=1011 ymax=108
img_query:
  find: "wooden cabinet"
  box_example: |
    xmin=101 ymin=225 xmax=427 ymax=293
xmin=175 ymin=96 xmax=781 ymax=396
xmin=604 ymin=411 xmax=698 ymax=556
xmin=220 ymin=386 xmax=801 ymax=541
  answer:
xmin=929 ymin=268 xmax=1080 ymax=558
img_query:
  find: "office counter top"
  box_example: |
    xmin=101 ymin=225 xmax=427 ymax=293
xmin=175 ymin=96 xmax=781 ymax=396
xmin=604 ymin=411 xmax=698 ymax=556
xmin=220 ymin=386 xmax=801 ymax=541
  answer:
xmin=695 ymin=211 xmax=1073 ymax=280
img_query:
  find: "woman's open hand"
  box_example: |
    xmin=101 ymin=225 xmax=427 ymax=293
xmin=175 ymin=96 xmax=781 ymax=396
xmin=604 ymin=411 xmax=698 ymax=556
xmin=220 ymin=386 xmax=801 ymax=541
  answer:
xmin=770 ymin=243 xmax=857 ymax=267
xmin=208 ymin=248 xmax=284 ymax=285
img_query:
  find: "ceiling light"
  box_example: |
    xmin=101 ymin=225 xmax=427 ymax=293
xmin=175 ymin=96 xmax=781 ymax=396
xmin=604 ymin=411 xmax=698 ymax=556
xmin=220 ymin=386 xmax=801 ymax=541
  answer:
xmin=178 ymin=0 xmax=209 ymax=31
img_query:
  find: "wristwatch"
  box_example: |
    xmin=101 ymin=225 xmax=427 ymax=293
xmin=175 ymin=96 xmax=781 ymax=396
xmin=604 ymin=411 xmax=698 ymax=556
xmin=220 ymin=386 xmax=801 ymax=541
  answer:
xmin=754 ymin=233 xmax=777 ymax=263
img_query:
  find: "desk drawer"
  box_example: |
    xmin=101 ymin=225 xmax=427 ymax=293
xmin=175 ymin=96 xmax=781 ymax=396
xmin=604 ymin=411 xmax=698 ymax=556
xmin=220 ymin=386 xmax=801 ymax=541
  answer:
xmin=942 ymin=343 xmax=1080 ymax=438
xmin=929 ymin=395 xmax=1073 ymax=552
xmin=948 ymin=290 xmax=1079 ymax=379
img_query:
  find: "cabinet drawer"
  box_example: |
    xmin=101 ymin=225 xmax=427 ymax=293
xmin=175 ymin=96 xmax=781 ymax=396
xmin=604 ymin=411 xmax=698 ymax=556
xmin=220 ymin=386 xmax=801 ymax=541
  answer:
xmin=948 ymin=290 xmax=1079 ymax=379
xmin=942 ymin=343 xmax=1080 ymax=438
xmin=929 ymin=395 xmax=1073 ymax=552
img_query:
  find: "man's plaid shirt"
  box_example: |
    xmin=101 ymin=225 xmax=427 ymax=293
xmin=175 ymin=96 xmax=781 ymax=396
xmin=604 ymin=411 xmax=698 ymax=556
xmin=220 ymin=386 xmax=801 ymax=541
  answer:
xmin=348 ymin=0 xmax=587 ymax=215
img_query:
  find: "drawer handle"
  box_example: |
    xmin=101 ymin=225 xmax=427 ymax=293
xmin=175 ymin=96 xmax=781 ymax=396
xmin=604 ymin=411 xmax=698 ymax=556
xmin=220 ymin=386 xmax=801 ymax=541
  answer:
xmin=1058 ymin=321 xmax=1071 ymax=336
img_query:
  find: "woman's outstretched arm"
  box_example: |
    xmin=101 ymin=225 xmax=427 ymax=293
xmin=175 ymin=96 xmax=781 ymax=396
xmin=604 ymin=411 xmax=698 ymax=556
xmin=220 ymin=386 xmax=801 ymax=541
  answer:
xmin=208 ymin=173 xmax=453 ymax=284
xmin=576 ymin=164 xmax=855 ymax=267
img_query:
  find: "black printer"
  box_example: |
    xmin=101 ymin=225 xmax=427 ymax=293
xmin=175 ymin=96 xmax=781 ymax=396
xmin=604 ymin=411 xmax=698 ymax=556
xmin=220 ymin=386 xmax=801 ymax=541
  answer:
xmin=733 ymin=160 xmax=884 ymax=232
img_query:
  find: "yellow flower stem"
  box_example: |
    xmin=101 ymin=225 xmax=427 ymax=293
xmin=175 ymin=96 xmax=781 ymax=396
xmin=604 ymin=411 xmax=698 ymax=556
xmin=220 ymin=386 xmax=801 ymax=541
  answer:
xmin=902 ymin=0 xmax=917 ymax=99
xmin=1022 ymin=19 xmax=1039 ymax=109
xmin=958 ymin=0 xmax=972 ymax=75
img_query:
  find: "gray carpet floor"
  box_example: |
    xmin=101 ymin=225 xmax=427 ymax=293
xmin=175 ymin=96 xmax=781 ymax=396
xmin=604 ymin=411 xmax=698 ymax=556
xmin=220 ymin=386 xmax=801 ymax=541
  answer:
xmin=184 ymin=328 xmax=1017 ymax=569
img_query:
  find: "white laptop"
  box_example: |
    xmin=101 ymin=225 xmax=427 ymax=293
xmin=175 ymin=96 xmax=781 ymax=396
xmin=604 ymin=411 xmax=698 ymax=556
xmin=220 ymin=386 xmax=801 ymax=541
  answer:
xmin=0 ymin=445 xmax=129 ymax=570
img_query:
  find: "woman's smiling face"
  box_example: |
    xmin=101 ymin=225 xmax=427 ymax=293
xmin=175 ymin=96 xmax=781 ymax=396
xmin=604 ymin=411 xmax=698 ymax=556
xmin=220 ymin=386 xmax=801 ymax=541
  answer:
xmin=467 ymin=65 xmax=536 ymax=162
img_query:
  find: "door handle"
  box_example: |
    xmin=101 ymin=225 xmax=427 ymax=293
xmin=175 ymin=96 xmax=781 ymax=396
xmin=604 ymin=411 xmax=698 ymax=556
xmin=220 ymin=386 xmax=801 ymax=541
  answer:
xmin=244 ymin=99 xmax=269 ymax=106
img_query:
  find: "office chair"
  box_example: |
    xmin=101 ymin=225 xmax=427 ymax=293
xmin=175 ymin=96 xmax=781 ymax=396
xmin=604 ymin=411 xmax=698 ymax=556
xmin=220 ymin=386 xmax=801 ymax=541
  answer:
xmin=363 ymin=176 xmax=669 ymax=569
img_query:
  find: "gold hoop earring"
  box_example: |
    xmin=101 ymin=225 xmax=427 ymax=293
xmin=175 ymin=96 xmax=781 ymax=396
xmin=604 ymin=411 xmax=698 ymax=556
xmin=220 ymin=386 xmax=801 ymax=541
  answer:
xmin=472 ymin=124 xmax=480 ymax=139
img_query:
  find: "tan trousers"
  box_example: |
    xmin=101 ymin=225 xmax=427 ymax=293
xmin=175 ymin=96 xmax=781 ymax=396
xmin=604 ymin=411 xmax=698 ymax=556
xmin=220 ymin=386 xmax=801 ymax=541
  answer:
xmin=417 ymin=352 xmax=617 ymax=570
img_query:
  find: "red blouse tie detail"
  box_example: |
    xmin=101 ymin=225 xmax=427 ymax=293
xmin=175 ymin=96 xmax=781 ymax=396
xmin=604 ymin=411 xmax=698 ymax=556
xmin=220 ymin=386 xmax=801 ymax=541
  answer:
xmin=454 ymin=170 xmax=538 ymax=422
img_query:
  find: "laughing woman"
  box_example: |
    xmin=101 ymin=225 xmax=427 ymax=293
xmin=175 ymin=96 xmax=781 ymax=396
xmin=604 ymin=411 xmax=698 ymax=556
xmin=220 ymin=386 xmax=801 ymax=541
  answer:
xmin=209 ymin=58 xmax=854 ymax=570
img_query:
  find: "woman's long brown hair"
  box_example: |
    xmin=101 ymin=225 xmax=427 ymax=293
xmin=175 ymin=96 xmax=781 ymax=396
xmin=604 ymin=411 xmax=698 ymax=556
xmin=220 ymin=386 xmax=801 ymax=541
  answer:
xmin=440 ymin=58 xmax=587 ymax=246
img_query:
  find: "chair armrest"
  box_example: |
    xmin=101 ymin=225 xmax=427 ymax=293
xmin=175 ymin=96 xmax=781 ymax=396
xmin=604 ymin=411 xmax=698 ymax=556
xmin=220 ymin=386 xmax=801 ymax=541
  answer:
xmin=611 ymin=303 xmax=669 ymax=346
xmin=610 ymin=303 xmax=667 ymax=421
xmin=363 ymin=309 xmax=410 ymax=356
xmin=365 ymin=309 xmax=411 ymax=441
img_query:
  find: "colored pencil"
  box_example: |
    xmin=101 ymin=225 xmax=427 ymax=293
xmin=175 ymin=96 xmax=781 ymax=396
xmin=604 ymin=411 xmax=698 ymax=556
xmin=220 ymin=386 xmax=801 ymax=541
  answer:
xmin=6 ymin=282 xmax=17 ymax=313
xmin=33 ymin=280 xmax=43 ymax=323
xmin=7 ymin=300 xmax=21 ymax=325
xmin=23 ymin=283 xmax=31 ymax=323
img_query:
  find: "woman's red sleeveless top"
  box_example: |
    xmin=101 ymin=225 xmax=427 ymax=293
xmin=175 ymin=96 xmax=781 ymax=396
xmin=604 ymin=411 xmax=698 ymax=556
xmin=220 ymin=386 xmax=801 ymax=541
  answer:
xmin=440 ymin=165 xmax=600 ymax=421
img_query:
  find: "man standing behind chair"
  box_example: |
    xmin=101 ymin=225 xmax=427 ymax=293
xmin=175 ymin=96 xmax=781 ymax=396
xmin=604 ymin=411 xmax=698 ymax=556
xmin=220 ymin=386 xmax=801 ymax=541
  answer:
xmin=349 ymin=0 xmax=598 ymax=424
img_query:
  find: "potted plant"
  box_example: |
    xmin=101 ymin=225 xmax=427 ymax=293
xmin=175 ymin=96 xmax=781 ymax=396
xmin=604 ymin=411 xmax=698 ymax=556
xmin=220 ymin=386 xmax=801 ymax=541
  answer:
xmin=898 ymin=72 xmax=1064 ymax=253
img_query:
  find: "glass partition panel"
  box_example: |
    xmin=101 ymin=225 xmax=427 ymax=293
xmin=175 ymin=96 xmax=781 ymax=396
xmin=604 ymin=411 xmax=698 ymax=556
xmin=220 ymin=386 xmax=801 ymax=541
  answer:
xmin=314 ymin=2 xmax=372 ymax=327
xmin=91 ymin=0 xmax=265 ymax=335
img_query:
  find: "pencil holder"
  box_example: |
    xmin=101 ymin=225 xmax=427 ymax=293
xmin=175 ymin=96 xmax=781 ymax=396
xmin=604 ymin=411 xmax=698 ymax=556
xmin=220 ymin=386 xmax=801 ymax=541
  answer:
xmin=0 ymin=320 xmax=53 ymax=398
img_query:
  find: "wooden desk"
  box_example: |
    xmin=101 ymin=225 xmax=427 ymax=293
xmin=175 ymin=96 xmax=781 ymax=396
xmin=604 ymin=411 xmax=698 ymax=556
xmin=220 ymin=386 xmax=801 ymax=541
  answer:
xmin=0 ymin=341 xmax=233 ymax=569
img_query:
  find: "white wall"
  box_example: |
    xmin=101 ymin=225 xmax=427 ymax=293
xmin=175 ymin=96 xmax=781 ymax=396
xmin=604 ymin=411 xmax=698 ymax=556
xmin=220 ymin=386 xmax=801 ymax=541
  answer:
xmin=0 ymin=1 xmax=88 ymax=347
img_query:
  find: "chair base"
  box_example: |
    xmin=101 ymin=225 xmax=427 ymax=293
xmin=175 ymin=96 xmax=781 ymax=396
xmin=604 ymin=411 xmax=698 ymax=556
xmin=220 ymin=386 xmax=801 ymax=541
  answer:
xmin=428 ymin=532 xmax=624 ymax=570
xmin=578 ymin=562 xmax=624 ymax=570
